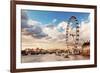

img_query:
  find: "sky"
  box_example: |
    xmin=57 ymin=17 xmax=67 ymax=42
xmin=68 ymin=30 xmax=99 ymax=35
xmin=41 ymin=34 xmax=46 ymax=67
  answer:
xmin=26 ymin=10 xmax=89 ymax=25
xmin=21 ymin=9 xmax=90 ymax=50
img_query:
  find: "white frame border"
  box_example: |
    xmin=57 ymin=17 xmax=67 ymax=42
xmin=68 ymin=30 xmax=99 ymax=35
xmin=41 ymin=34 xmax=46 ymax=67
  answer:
xmin=16 ymin=4 xmax=95 ymax=69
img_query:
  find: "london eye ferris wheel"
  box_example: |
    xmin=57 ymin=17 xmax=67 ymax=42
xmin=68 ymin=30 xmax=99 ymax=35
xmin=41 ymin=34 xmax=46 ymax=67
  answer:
xmin=66 ymin=16 xmax=80 ymax=49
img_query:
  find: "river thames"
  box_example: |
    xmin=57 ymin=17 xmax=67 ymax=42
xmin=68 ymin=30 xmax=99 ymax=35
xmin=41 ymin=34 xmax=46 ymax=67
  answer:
xmin=22 ymin=54 xmax=89 ymax=63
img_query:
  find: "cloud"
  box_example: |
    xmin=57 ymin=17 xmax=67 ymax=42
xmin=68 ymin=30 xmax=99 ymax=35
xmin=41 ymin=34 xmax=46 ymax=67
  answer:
xmin=22 ymin=20 xmax=90 ymax=50
xmin=21 ymin=11 xmax=48 ymax=39
xmin=43 ymin=26 xmax=58 ymax=39
xmin=21 ymin=20 xmax=30 ymax=28
xmin=52 ymin=19 xmax=57 ymax=23
xmin=27 ymin=19 xmax=42 ymax=26
xmin=57 ymin=21 xmax=68 ymax=34
xmin=66 ymin=20 xmax=90 ymax=44
xmin=56 ymin=20 xmax=90 ymax=44
xmin=42 ymin=21 xmax=67 ymax=43
xmin=79 ymin=21 xmax=90 ymax=43
xmin=21 ymin=10 xmax=31 ymax=28
xmin=24 ymin=21 xmax=48 ymax=39
xmin=57 ymin=21 xmax=67 ymax=30
xmin=21 ymin=10 xmax=90 ymax=45
xmin=25 ymin=24 xmax=48 ymax=39
xmin=32 ymin=32 xmax=48 ymax=39
xmin=46 ymin=24 xmax=55 ymax=29
xmin=21 ymin=10 xmax=28 ymax=20
xmin=23 ymin=19 xmax=77 ymax=43
xmin=26 ymin=25 xmax=42 ymax=34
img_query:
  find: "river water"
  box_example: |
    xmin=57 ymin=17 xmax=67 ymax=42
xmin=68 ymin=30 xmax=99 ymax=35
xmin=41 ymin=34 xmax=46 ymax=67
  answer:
xmin=21 ymin=54 xmax=89 ymax=63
